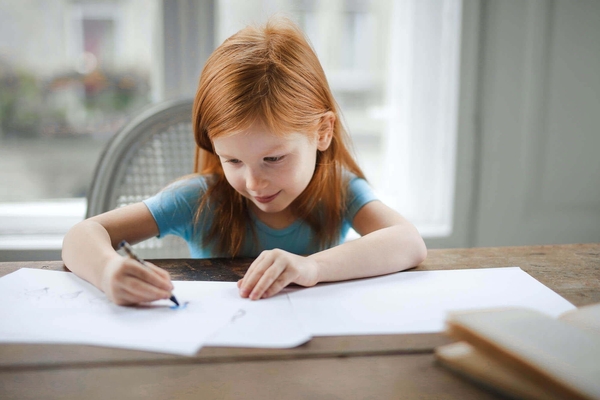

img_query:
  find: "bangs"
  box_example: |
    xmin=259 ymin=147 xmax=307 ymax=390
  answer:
xmin=196 ymin=21 xmax=327 ymax=146
xmin=203 ymin=63 xmax=323 ymax=141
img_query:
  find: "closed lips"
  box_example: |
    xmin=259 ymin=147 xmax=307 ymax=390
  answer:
xmin=255 ymin=192 xmax=280 ymax=203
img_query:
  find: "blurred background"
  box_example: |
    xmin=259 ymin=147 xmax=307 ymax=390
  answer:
xmin=0 ymin=0 xmax=599 ymax=261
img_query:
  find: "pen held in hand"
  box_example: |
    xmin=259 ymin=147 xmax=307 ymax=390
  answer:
xmin=119 ymin=240 xmax=180 ymax=307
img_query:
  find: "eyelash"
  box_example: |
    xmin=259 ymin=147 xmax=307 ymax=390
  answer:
xmin=263 ymin=156 xmax=285 ymax=163
xmin=222 ymin=155 xmax=285 ymax=165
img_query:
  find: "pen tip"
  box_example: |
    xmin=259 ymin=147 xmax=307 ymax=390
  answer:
xmin=170 ymin=296 xmax=180 ymax=307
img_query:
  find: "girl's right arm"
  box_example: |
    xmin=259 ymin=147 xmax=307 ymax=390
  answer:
xmin=62 ymin=203 xmax=174 ymax=305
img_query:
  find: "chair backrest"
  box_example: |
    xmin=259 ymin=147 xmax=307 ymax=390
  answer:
xmin=86 ymin=98 xmax=196 ymax=259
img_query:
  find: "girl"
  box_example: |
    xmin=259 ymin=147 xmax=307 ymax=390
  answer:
xmin=62 ymin=17 xmax=427 ymax=306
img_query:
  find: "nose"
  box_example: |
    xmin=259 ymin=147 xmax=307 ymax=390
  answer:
xmin=245 ymin=167 xmax=268 ymax=192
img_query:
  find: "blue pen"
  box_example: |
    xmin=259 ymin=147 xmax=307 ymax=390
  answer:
xmin=119 ymin=240 xmax=180 ymax=307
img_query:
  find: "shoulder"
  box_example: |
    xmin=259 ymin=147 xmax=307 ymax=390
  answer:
xmin=144 ymin=174 xmax=211 ymax=212
xmin=343 ymin=171 xmax=374 ymax=197
xmin=343 ymin=171 xmax=378 ymax=219
xmin=162 ymin=174 xmax=210 ymax=198
xmin=142 ymin=174 xmax=214 ymax=240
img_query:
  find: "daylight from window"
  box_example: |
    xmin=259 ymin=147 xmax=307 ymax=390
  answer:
xmin=0 ymin=0 xmax=461 ymax=254
xmin=0 ymin=0 xmax=158 ymax=202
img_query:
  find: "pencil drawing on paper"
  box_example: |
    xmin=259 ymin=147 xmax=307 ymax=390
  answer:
xmin=231 ymin=309 xmax=246 ymax=322
xmin=61 ymin=290 xmax=83 ymax=299
xmin=24 ymin=287 xmax=49 ymax=300
xmin=19 ymin=286 xmax=113 ymax=308
xmin=89 ymin=296 xmax=111 ymax=305
xmin=170 ymin=301 xmax=190 ymax=310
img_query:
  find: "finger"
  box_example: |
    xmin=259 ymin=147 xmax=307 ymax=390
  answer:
xmin=107 ymin=279 xmax=150 ymax=306
xmin=146 ymin=262 xmax=173 ymax=283
xmin=111 ymin=284 xmax=146 ymax=306
xmin=239 ymin=252 xmax=273 ymax=297
xmin=241 ymin=260 xmax=275 ymax=298
xmin=122 ymin=259 xmax=173 ymax=291
xmin=119 ymin=276 xmax=172 ymax=304
xmin=248 ymin=258 xmax=287 ymax=300
xmin=261 ymin=273 xmax=292 ymax=299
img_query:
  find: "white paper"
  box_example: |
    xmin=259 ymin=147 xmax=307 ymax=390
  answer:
xmin=0 ymin=269 xmax=311 ymax=353
xmin=287 ymin=267 xmax=576 ymax=336
xmin=0 ymin=267 xmax=576 ymax=351
xmin=205 ymin=286 xmax=311 ymax=348
xmin=0 ymin=269 xmax=239 ymax=355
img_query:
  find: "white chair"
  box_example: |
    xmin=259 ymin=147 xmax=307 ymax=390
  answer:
xmin=86 ymin=98 xmax=195 ymax=258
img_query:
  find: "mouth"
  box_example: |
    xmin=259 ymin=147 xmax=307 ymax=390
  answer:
xmin=254 ymin=191 xmax=281 ymax=204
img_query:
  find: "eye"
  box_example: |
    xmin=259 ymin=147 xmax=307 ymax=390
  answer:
xmin=224 ymin=158 xmax=241 ymax=164
xmin=264 ymin=155 xmax=285 ymax=163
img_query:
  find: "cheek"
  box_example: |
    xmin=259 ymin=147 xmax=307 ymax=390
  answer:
xmin=222 ymin=167 xmax=244 ymax=191
xmin=286 ymin=154 xmax=318 ymax=190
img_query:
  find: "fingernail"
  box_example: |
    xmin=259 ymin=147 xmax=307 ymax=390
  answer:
xmin=239 ymin=288 xmax=249 ymax=297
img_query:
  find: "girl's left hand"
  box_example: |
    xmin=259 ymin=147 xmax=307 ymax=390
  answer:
xmin=238 ymin=249 xmax=319 ymax=300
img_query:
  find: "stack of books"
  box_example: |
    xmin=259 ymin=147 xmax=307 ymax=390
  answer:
xmin=436 ymin=303 xmax=600 ymax=400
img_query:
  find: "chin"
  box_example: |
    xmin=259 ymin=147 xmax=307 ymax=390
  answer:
xmin=252 ymin=200 xmax=290 ymax=214
xmin=254 ymin=204 xmax=284 ymax=214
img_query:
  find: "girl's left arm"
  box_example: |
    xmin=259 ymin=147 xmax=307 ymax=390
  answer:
xmin=310 ymin=200 xmax=427 ymax=283
xmin=238 ymin=200 xmax=427 ymax=300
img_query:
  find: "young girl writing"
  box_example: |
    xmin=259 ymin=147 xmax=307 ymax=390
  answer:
xmin=62 ymin=17 xmax=427 ymax=306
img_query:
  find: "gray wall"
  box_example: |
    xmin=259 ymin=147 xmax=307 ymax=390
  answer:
xmin=429 ymin=0 xmax=600 ymax=249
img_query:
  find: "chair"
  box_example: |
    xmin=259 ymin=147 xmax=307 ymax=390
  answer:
xmin=86 ymin=98 xmax=196 ymax=258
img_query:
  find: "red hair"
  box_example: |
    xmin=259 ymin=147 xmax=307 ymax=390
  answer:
xmin=192 ymin=17 xmax=365 ymax=256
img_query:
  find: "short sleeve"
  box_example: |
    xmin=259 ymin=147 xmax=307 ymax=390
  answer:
xmin=344 ymin=176 xmax=378 ymax=222
xmin=142 ymin=176 xmax=208 ymax=241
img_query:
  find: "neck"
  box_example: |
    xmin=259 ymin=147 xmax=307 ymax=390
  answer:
xmin=249 ymin=203 xmax=296 ymax=230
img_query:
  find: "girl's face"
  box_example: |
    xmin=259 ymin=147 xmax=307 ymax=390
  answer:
xmin=213 ymin=119 xmax=330 ymax=228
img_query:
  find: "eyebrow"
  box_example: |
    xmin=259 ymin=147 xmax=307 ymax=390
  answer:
xmin=216 ymin=143 xmax=289 ymax=159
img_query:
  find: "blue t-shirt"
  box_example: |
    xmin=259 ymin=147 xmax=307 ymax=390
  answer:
xmin=143 ymin=174 xmax=377 ymax=258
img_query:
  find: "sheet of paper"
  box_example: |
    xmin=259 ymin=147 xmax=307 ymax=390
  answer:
xmin=0 ymin=269 xmax=239 ymax=355
xmin=0 ymin=266 xmax=575 ymax=350
xmin=0 ymin=269 xmax=311 ymax=352
xmin=287 ymin=267 xmax=576 ymax=336
xmin=204 ymin=285 xmax=311 ymax=348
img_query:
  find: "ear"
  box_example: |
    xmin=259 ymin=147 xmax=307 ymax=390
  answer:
xmin=317 ymin=111 xmax=335 ymax=151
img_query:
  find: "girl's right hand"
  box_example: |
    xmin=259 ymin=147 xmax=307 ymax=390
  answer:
xmin=100 ymin=255 xmax=174 ymax=306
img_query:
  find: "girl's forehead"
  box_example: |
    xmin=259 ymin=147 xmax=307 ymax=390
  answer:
xmin=217 ymin=119 xmax=316 ymax=143
xmin=213 ymin=128 xmax=314 ymax=155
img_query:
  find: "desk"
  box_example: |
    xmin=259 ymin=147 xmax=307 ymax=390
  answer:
xmin=1 ymin=243 xmax=598 ymax=399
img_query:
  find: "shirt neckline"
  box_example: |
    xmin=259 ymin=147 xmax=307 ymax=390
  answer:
xmin=248 ymin=211 xmax=303 ymax=237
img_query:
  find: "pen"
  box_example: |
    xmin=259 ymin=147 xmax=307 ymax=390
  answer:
xmin=119 ymin=240 xmax=180 ymax=307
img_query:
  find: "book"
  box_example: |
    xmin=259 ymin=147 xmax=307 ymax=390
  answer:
xmin=435 ymin=303 xmax=600 ymax=400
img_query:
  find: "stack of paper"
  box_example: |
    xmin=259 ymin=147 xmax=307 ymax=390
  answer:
xmin=436 ymin=304 xmax=600 ymax=400
xmin=0 ymin=267 xmax=576 ymax=356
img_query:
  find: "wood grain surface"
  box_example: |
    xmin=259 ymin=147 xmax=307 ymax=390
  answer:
xmin=1 ymin=243 xmax=598 ymax=399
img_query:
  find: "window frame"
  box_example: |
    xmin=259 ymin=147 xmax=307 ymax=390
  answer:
xmin=0 ymin=0 xmax=477 ymax=260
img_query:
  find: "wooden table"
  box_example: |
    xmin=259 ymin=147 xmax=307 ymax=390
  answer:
xmin=1 ymin=243 xmax=598 ymax=399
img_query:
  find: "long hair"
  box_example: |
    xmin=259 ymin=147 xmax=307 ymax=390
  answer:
xmin=192 ymin=17 xmax=365 ymax=256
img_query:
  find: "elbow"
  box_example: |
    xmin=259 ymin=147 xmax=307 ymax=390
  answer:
xmin=390 ymin=223 xmax=427 ymax=268
xmin=401 ymin=225 xmax=427 ymax=267
xmin=413 ymin=235 xmax=427 ymax=266
xmin=61 ymin=220 xmax=84 ymax=263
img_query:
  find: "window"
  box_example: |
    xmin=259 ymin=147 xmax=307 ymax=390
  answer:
xmin=0 ymin=0 xmax=160 ymax=258
xmin=217 ymin=0 xmax=462 ymax=237
xmin=0 ymin=0 xmax=461 ymax=259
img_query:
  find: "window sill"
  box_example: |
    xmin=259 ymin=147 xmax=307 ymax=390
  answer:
xmin=0 ymin=199 xmax=86 ymax=253
xmin=0 ymin=199 xmax=451 ymax=260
